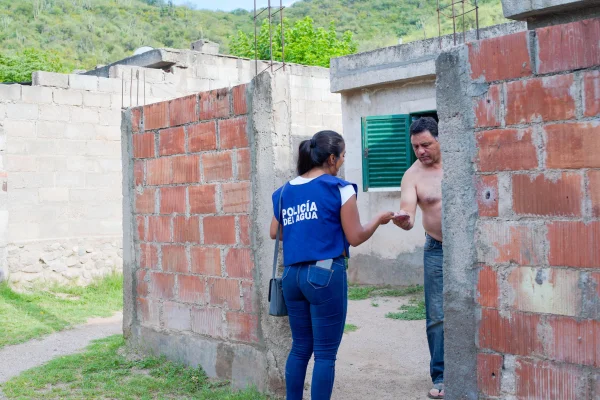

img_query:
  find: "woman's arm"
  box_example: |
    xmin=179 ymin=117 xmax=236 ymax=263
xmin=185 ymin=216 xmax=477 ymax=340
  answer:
xmin=340 ymin=196 xmax=394 ymax=247
xmin=269 ymin=216 xmax=283 ymax=240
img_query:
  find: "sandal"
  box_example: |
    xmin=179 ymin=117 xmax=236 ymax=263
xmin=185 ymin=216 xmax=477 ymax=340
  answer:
xmin=427 ymin=383 xmax=445 ymax=399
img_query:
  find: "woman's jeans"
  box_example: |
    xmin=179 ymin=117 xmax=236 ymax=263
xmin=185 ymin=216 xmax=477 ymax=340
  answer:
xmin=282 ymin=256 xmax=348 ymax=400
xmin=424 ymin=233 xmax=444 ymax=385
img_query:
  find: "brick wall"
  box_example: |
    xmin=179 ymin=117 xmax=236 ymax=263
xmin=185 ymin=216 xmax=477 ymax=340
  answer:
xmin=129 ymin=84 xmax=258 ymax=344
xmin=465 ymin=18 xmax=600 ymax=398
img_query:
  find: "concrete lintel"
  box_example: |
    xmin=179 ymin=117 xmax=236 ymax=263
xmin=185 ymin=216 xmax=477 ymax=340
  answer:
xmin=501 ymin=0 xmax=600 ymax=20
xmin=84 ymin=49 xmax=184 ymax=77
xmin=330 ymin=22 xmax=526 ymax=93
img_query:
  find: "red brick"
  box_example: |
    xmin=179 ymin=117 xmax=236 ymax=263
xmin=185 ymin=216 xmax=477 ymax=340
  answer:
xmin=241 ymin=281 xmax=255 ymax=313
xmin=163 ymin=301 xmax=191 ymax=331
xmin=169 ymin=94 xmax=197 ymax=126
xmin=135 ymin=188 xmax=155 ymax=214
xmin=507 ymin=267 xmax=582 ymax=316
xmin=162 ymin=245 xmax=188 ymax=273
xmin=225 ymin=248 xmax=254 ymax=279
xmin=159 ymin=127 xmax=185 ymax=156
xmin=476 ymin=129 xmax=537 ymax=172
xmin=477 ymin=353 xmax=502 ymax=397
xmin=219 ymin=117 xmax=248 ymax=150
xmin=512 ymin=173 xmax=582 ymax=217
xmin=479 ymin=308 xmax=542 ymax=356
xmin=469 ymin=31 xmax=532 ymax=82
xmin=546 ymin=123 xmax=600 ymax=169
xmin=226 ymin=312 xmax=258 ymax=343
xmin=131 ymin=107 xmax=142 ymax=133
xmin=172 ymin=155 xmax=200 ymax=184
xmin=200 ymin=88 xmax=229 ymax=120
xmin=173 ymin=216 xmax=200 ymax=243
xmin=191 ymin=307 xmax=223 ymax=337
xmin=476 ymin=175 xmax=498 ymax=217
xmin=548 ymin=221 xmax=600 ymax=268
xmin=144 ymin=102 xmax=169 ymax=130
xmin=146 ymin=157 xmax=172 ymax=185
xmin=191 ymin=247 xmax=221 ymax=276
xmin=188 ymin=121 xmax=217 ymax=152
xmin=177 ymin=275 xmax=206 ymax=304
xmin=159 ymin=186 xmax=186 ymax=214
xmin=133 ymin=133 xmax=155 ymax=158
xmin=546 ymin=316 xmax=600 ymax=367
xmin=137 ymin=297 xmax=159 ymax=327
xmin=232 ymin=84 xmax=248 ymax=115
xmin=140 ymin=243 xmax=158 ymax=269
xmin=515 ymin=359 xmax=589 ymax=399
xmin=134 ymin=161 xmax=144 ymax=186
xmin=536 ymin=18 xmax=600 ymax=74
xmin=505 ymin=75 xmax=575 ymax=125
xmin=148 ymin=216 xmax=172 ymax=242
xmin=204 ymin=216 xmax=236 ymax=245
xmin=237 ymin=149 xmax=251 ymax=181
xmin=589 ymin=170 xmax=600 ymax=217
xmin=239 ymin=215 xmax=250 ymax=246
xmin=222 ymin=182 xmax=251 ymax=213
xmin=474 ymin=84 xmax=502 ymax=128
xmin=136 ymin=216 xmax=145 ymax=241
xmin=137 ymin=269 xmax=148 ymax=297
xmin=208 ymin=277 xmax=241 ymax=310
xmin=202 ymin=152 xmax=233 ymax=182
xmin=189 ymin=185 xmax=217 ymax=214
xmin=477 ymin=222 xmax=544 ymax=266
xmin=476 ymin=266 xmax=499 ymax=308
xmin=149 ymin=271 xmax=175 ymax=299
xmin=584 ymin=71 xmax=600 ymax=117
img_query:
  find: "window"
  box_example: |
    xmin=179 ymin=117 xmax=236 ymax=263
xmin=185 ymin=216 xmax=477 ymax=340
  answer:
xmin=361 ymin=111 xmax=437 ymax=192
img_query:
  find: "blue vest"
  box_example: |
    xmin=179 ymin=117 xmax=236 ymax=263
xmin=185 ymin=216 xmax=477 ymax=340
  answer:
xmin=272 ymin=175 xmax=358 ymax=266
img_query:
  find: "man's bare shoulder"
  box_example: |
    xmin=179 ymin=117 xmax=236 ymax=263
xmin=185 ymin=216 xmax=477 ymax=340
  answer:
xmin=403 ymin=161 xmax=423 ymax=181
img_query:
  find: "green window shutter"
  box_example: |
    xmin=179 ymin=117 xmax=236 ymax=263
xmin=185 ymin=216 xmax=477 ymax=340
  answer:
xmin=361 ymin=114 xmax=415 ymax=191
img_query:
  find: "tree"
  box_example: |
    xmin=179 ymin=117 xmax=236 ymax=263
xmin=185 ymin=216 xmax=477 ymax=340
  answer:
xmin=0 ymin=48 xmax=70 ymax=83
xmin=229 ymin=17 xmax=357 ymax=68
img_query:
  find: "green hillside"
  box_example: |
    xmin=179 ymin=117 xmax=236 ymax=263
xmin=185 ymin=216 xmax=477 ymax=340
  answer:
xmin=0 ymin=0 xmax=507 ymax=75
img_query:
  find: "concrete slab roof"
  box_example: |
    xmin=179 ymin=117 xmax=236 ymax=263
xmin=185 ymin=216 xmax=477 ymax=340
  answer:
xmin=502 ymin=0 xmax=600 ymax=20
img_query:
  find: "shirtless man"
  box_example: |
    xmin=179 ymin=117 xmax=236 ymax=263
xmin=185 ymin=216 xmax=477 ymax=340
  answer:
xmin=393 ymin=117 xmax=444 ymax=399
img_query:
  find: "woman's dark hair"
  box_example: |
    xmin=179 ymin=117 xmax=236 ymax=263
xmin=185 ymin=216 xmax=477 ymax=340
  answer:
xmin=297 ymin=130 xmax=345 ymax=175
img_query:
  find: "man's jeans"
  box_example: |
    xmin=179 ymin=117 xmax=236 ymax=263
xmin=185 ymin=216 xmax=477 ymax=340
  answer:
xmin=281 ymin=256 xmax=348 ymax=400
xmin=424 ymin=233 xmax=444 ymax=384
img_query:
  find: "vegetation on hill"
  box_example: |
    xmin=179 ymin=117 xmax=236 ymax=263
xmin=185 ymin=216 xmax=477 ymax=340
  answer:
xmin=0 ymin=0 xmax=507 ymax=81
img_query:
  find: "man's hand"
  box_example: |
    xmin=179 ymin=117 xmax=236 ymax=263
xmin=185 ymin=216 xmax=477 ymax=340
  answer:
xmin=377 ymin=211 xmax=395 ymax=225
xmin=393 ymin=210 xmax=412 ymax=230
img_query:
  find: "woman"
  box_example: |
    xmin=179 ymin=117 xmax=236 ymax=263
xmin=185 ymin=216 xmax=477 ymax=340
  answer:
xmin=270 ymin=130 xmax=394 ymax=400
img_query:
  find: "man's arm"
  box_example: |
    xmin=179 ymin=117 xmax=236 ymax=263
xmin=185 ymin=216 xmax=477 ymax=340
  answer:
xmin=394 ymin=170 xmax=417 ymax=230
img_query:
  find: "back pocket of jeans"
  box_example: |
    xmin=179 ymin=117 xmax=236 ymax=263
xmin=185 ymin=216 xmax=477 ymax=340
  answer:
xmin=307 ymin=266 xmax=334 ymax=289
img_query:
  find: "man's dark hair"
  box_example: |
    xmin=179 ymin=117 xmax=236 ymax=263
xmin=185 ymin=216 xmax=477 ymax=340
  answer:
xmin=410 ymin=117 xmax=438 ymax=138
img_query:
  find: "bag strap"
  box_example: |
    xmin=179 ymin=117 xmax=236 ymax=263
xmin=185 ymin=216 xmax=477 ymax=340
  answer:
xmin=272 ymin=183 xmax=286 ymax=279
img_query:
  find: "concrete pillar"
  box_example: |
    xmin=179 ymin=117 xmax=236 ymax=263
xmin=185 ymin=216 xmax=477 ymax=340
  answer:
xmin=502 ymin=0 xmax=600 ymax=28
xmin=191 ymin=40 xmax=220 ymax=55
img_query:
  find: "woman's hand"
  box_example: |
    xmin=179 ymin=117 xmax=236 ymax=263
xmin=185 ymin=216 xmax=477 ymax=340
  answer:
xmin=377 ymin=211 xmax=395 ymax=225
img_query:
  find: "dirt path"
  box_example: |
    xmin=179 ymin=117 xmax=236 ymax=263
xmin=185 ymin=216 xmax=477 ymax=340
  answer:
xmin=0 ymin=312 xmax=123 ymax=391
xmin=304 ymin=297 xmax=431 ymax=400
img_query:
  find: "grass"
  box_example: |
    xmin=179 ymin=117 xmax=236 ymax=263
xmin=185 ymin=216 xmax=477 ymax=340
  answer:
xmin=385 ymin=298 xmax=426 ymax=321
xmin=344 ymin=324 xmax=358 ymax=334
xmin=371 ymin=301 xmax=379 ymax=307
xmin=1 ymin=335 xmax=268 ymax=400
xmin=348 ymin=284 xmax=424 ymax=301
xmin=0 ymin=273 xmax=123 ymax=348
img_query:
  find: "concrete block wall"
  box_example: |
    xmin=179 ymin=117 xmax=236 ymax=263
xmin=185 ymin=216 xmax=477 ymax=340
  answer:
xmin=437 ymin=18 xmax=600 ymax=399
xmin=122 ymin=74 xmax=292 ymax=394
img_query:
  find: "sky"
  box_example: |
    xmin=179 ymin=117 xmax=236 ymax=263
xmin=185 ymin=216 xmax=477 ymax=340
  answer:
xmin=172 ymin=0 xmax=298 ymax=12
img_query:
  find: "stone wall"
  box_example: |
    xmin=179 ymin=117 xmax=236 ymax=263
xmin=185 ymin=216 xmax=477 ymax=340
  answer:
xmin=437 ymin=18 xmax=600 ymax=399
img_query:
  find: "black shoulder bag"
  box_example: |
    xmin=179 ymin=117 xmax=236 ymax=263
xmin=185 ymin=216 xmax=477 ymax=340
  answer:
xmin=268 ymin=184 xmax=288 ymax=317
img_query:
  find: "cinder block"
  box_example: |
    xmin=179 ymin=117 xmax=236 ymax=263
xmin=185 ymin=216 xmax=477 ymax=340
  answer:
xmin=98 ymin=109 xmax=122 ymax=126
xmin=94 ymin=125 xmax=120 ymax=141
xmin=0 ymin=84 xmax=22 ymax=101
xmin=21 ymin=86 xmax=53 ymax=104
xmin=83 ymin=92 xmax=111 ymax=108
xmin=151 ymin=84 xmax=179 ymax=100
xmin=36 ymin=156 xmax=67 ymax=172
xmin=11 ymin=172 xmax=53 ymax=189
xmin=68 ymin=74 xmax=98 ymax=91
xmin=8 ymin=222 xmax=40 ymax=242
xmin=3 ymin=120 xmax=36 ymax=138
xmin=39 ymin=187 xmax=69 ymax=203
xmin=26 ymin=138 xmax=58 ymax=155
xmin=85 ymin=140 xmax=121 ymax=157
xmin=32 ymin=71 xmax=69 ymax=89
xmin=7 ymin=104 xmax=39 ymax=120
xmin=37 ymin=121 xmax=66 ymax=139
xmin=53 ymin=89 xmax=83 ymax=106
xmin=55 ymin=171 xmax=86 ymax=188
xmin=39 ymin=105 xmax=69 ymax=122
xmin=71 ymin=107 xmax=99 ymax=124
xmin=64 ymin=123 xmax=96 ymax=140
xmin=98 ymin=77 xmax=123 ymax=94
xmin=6 ymin=155 xmax=36 ymax=172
